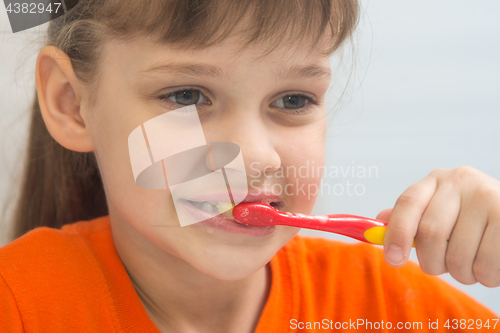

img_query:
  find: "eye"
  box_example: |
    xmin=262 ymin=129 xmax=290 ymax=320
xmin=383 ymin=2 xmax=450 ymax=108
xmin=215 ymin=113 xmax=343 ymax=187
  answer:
xmin=271 ymin=93 xmax=318 ymax=112
xmin=161 ymin=88 xmax=210 ymax=106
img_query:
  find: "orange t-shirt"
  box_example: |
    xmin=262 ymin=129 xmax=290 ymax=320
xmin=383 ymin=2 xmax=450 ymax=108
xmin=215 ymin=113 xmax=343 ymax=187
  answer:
xmin=0 ymin=216 xmax=498 ymax=332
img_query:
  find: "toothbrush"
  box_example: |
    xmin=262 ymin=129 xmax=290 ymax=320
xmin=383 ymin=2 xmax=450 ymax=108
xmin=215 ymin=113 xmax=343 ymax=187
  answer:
xmin=230 ymin=202 xmax=416 ymax=247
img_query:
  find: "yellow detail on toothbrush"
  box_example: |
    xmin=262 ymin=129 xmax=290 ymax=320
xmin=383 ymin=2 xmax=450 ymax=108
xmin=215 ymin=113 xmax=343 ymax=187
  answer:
xmin=364 ymin=226 xmax=416 ymax=247
xmin=216 ymin=202 xmax=234 ymax=216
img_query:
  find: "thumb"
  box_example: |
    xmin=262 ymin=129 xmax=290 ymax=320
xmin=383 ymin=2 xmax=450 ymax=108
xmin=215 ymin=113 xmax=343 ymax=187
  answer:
xmin=376 ymin=208 xmax=393 ymax=222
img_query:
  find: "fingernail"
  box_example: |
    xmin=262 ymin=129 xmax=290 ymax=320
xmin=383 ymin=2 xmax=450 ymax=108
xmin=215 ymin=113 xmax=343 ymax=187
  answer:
xmin=386 ymin=245 xmax=405 ymax=265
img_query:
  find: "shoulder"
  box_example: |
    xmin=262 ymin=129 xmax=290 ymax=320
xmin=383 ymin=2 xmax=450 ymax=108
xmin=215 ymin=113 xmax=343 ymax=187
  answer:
xmin=283 ymin=234 xmax=387 ymax=275
xmin=282 ymin=234 xmax=396 ymax=294
xmin=0 ymin=217 xmax=117 ymax=330
xmin=281 ymin=235 xmax=498 ymax=319
xmin=0 ymin=217 xmax=110 ymax=279
xmin=284 ymin=234 xmax=444 ymax=287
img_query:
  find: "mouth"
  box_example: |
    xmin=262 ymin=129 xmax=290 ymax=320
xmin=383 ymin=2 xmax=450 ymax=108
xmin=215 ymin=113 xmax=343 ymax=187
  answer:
xmin=181 ymin=196 xmax=283 ymax=237
xmin=186 ymin=200 xmax=227 ymax=214
xmin=186 ymin=199 xmax=284 ymax=216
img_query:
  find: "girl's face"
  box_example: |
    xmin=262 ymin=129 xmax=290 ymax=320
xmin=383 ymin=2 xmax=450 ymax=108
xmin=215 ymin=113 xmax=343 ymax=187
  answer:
xmin=85 ymin=35 xmax=331 ymax=280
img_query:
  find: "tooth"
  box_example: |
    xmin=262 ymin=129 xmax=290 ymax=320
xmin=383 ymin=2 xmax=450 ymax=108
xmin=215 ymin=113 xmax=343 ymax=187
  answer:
xmin=200 ymin=202 xmax=213 ymax=212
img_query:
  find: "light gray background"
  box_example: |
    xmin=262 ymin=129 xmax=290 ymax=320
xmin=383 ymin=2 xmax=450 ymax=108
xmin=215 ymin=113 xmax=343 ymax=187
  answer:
xmin=1 ymin=0 xmax=499 ymax=315
xmin=308 ymin=0 xmax=500 ymax=315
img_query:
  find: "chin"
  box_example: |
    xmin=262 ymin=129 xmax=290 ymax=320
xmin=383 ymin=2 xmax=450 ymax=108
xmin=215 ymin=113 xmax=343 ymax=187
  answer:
xmin=182 ymin=245 xmax=272 ymax=281
xmin=189 ymin=229 xmax=299 ymax=281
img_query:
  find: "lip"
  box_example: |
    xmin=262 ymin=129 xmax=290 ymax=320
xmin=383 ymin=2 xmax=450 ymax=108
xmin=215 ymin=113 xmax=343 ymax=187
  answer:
xmin=179 ymin=189 xmax=283 ymax=237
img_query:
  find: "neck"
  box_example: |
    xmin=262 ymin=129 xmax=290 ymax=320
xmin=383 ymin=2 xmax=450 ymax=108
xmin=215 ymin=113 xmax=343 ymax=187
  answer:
xmin=110 ymin=212 xmax=271 ymax=333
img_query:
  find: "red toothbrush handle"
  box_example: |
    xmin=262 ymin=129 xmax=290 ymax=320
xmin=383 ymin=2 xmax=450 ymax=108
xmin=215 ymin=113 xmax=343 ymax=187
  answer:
xmin=232 ymin=203 xmax=390 ymax=245
xmin=276 ymin=212 xmax=387 ymax=243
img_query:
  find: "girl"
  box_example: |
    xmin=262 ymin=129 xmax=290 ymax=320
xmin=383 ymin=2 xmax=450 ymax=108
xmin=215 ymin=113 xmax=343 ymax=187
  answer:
xmin=1 ymin=0 xmax=499 ymax=332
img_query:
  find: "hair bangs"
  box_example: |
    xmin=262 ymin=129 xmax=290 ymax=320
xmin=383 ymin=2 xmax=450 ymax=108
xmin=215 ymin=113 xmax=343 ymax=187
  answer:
xmin=89 ymin=0 xmax=358 ymax=57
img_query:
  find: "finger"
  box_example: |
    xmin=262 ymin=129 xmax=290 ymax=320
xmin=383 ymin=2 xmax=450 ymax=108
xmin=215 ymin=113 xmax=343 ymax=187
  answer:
xmin=376 ymin=208 xmax=392 ymax=222
xmin=415 ymin=183 xmax=461 ymax=276
xmin=473 ymin=212 xmax=500 ymax=288
xmin=384 ymin=175 xmax=437 ymax=267
xmin=445 ymin=193 xmax=488 ymax=284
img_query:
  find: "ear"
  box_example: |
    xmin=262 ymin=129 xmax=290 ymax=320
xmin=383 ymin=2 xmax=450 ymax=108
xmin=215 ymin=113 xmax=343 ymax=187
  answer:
xmin=35 ymin=46 xmax=95 ymax=152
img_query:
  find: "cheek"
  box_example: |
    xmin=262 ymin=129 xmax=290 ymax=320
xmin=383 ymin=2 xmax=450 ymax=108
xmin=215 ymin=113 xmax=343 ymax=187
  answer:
xmin=87 ymin=101 xmax=179 ymax=228
xmin=286 ymin=156 xmax=325 ymax=214
xmin=280 ymin=133 xmax=325 ymax=214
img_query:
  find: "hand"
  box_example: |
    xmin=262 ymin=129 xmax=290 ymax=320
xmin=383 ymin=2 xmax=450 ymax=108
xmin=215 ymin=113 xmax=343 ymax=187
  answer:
xmin=377 ymin=166 xmax=500 ymax=287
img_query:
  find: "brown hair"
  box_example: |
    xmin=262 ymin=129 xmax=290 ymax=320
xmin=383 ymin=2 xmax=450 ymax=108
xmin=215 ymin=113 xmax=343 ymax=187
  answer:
xmin=8 ymin=0 xmax=359 ymax=241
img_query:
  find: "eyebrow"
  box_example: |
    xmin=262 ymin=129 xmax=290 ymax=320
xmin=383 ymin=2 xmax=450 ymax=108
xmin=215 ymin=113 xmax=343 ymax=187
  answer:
xmin=140 ymin=61 xmax=331 ymax=81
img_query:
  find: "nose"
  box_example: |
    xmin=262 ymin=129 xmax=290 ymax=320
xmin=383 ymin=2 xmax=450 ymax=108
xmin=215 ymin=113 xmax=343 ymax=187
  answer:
xmin=203 ymin=110 xmax=281 ymax=179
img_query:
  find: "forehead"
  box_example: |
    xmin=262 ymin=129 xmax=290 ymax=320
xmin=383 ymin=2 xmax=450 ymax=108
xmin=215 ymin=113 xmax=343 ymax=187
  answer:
xmin=100 ymin=35 xmax=332 ymax=82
